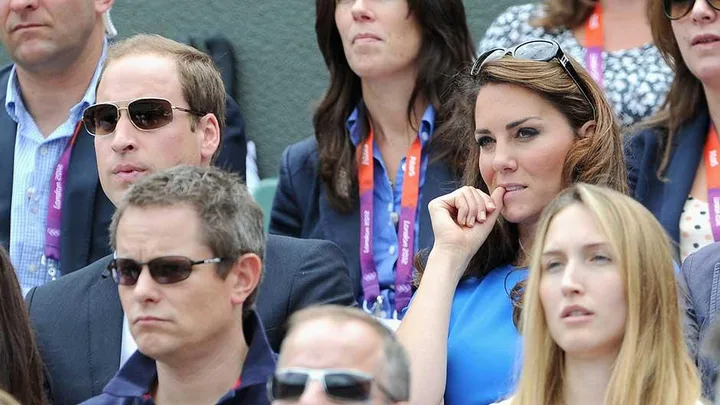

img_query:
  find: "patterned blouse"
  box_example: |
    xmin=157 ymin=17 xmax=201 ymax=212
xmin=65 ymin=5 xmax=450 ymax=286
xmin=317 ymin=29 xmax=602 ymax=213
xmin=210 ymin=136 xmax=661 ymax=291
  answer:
xmin=478 ymin=3 xmax=674 ymax=127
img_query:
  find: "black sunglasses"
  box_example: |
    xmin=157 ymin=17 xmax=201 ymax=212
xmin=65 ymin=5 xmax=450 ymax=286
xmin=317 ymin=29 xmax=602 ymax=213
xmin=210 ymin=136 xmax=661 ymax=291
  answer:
xmin=82 ymin=97 xmax=205 ymax=136
xmin=664 ymin=0 xmax=720 ymax=19
xmin=471 ymin=39 xmax=596 ymax=120
xmin=267 ymin=368 xmax=398 ymax=402
xmin=108 ymin=253 xmax=226 ymax=286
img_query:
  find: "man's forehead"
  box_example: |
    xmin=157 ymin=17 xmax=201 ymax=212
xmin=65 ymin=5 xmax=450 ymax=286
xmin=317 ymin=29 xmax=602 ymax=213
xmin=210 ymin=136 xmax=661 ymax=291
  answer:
xmin=96 ymin=54 xmax=183 ymax=103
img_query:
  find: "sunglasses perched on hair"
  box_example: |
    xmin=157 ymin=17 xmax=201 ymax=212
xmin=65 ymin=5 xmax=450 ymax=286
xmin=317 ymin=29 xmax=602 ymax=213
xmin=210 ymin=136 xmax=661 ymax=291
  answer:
xmin=664 ymin=0 xmax=720 ymax=19
xmin=267 ymin=368 xmax=398 ymax=402
xmin=108 ymin=254 xmax=226 ymax=286
xmin=82 ymin=97 xmax=205 ymax=136
xmin=471 ymin=39 xmax=596 ymax=120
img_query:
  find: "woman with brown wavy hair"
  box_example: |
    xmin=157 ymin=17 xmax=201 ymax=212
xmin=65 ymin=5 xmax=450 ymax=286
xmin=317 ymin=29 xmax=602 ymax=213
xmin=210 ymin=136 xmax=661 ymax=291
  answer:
xmin=627 ymin=0 xmax=720 ymax=262
xmin=0 ymin=247 xmax=47 ymax=405
xmin=479 ymin=0 xmax=671 ymax=127
xmin=269 ymin=0 xmax=474 ymax=322
xmin=396 ymin=40 xmax=626 ymax=405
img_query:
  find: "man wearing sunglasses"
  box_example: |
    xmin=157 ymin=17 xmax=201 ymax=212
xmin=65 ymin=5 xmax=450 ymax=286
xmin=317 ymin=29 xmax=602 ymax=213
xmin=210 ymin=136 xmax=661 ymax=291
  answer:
xmin=25 ymin=34 xmax=355 ymax=405
xmin=0 ymin=0 xmax=247 ymax=295
xmin=81 ymin=164 xmax=273 ymax=405
xmin=271 ymin=305 xmax=410 ymax=405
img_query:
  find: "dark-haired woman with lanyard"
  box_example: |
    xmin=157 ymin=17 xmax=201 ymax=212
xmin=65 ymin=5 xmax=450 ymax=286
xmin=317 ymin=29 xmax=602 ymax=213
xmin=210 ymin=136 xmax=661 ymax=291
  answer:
xmin=480 ymin=0 xmax=672 ymax=127
xmin=269 ymin=0 xmax=475 ymax=326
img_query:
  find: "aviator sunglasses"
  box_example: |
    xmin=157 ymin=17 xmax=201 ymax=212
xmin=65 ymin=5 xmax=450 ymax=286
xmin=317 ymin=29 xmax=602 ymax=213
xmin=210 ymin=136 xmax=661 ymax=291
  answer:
xmin=267 ymin=368 xmax=399 ymax=402
xmin=108 ymin=253 xmax=227 ymax=286
xmin=82 ymin=97 xmax=206 ymax=136
xmin=664 ymin=0 xmax=720 ymax=19
xmin=471 ymin=39 xmax=596 ymax=120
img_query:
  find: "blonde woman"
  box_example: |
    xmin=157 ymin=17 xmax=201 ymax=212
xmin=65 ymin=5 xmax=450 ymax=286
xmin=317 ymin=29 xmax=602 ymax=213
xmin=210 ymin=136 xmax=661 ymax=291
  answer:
xmin=492 ymin=183 xmax=702 ymax=405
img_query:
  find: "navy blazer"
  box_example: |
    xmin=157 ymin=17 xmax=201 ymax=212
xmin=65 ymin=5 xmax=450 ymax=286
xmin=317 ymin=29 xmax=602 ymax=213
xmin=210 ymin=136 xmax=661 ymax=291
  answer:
xmin=269 ymin=136 xmax=461 ymax=299
xmin=0 ymin=64 xmax=248 ymax=275
xmin=625 ymin=109 xmax=709 ymax=245
xmin=26 ymin=234 xmax=355 ymax=405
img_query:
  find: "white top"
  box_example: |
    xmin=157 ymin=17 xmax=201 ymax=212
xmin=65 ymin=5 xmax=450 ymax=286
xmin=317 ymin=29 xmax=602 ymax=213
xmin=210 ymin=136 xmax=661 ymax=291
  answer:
xmin=120 ymin=313 xmax=138 ymax=366
xmin=679 ymin=196 xmax=714 ymax=262
xmin=490 ymin=397 xmax=705 ymax=405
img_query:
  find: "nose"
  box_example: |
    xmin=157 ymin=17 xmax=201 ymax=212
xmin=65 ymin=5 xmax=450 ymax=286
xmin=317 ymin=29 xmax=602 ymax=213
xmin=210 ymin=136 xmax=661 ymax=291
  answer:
xmin=560 ymin=261 xmax=585 ymax=297
xmin=690 ymin=0 xmax=717 ymax=22
xmin=350 ymin=0 xmax=374 ymax=22
xmin=131 ymin=266 xmax=161 ymax=304
xmin=109 ymin=110 xmax=139 ymax=153
xmin=8 ymin=0 xmax=38 ymax=12
xmin=295 ymin=380 xmax=331 ymax=405
xmin=490 ymin=140 xmax=518 ymax=173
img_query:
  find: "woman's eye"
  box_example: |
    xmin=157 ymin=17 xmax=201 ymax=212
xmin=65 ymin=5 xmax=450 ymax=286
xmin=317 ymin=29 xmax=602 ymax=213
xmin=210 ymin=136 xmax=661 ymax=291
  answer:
xmin=517 ymin=127 xmax=539 ymax=139
xmin=476 ymin=136 xmax=495 ymax=148
xmin=591 ymin=254 xmax=611 ymax=263
xmin=543 ymin=261 xmax=563 ymax=272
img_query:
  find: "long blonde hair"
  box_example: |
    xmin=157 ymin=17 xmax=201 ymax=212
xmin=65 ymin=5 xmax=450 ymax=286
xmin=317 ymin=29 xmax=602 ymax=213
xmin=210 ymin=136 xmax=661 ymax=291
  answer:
xmin=511 ymin=183 xmax=700 ymax=405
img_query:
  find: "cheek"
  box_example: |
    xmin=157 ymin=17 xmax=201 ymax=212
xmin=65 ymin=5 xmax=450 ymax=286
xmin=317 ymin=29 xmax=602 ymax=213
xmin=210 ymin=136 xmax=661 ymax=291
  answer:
xmin=478 ymin=152 xmax=494 ymax=186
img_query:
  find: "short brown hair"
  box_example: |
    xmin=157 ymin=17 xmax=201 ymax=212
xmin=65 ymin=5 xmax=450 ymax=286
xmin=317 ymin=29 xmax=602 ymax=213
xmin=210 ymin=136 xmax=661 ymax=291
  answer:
xmin=102 ymin=34 xmax=227 ymax=162
xmin=109 ymin=165 xmax=265 ymax=316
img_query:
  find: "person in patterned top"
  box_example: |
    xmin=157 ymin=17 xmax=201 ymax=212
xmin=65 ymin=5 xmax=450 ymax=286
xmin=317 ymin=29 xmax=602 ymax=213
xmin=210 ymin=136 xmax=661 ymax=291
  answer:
xmin=479 ymin=1 xmax=672 ymax=127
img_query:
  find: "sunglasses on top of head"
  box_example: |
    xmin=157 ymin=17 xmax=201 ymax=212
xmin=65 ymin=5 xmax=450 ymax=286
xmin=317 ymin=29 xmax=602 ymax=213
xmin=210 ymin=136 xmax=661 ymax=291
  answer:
xmin=664 ymin=0 xmax=720 ymax=20
xmin=82 ymin=97 xmax=206 ymax=137
xmin=267 ymin=368 xmax=400 ymax=403
xmin=471 ymin=39 xmax=597 ymax=120
xmin=107 ymin=253 xmax=227 ymax=286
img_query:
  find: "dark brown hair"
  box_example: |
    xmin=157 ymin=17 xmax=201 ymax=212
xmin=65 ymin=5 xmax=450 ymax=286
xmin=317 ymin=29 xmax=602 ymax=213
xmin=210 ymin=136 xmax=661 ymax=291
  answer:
xmin=642 ymin=0 xmax=706 ymax=177
xmin=534 ymin=0 xmax=597 ymax=30
xmin=102 ymin=34 xmax=227 ymax=163
xmin=314 ymin=0 xmax=475 ymax=212
xmin=416 ymin=55 xmax=627 ymax=287
xmin=0 ymin=247 xmax=47 ymax=405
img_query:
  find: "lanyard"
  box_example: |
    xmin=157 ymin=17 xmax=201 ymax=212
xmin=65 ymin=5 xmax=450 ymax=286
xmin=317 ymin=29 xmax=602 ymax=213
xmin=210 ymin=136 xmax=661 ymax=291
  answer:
xmin=43 ymin=121 xmax=83 ymax=276
xmin=357 ymin=124 xmax=422 ymax=315
xmin=585 ymin=3 xmax=604 ymax=88
xmin=705 ymin=125 xmax=720 ymax=242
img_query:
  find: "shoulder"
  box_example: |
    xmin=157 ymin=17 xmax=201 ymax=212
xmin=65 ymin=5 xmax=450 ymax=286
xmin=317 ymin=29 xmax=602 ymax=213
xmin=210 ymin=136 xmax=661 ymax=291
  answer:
xmin=27 ymin=255 xmax=110 ymax=312
xmin=266 ymin=234 xmax=345 ymax=263
xmin=479 ymin=4 xmax=546 ymax=52
xmin=490 ymin=398 xmax=514 ymax=405
xmin=280 ymin=136 xmax=320 ymax=176
xmin=683 ymin=243 xmax=720 ymax=278
xmin=79 ymin=394 xmax=128 ymax=405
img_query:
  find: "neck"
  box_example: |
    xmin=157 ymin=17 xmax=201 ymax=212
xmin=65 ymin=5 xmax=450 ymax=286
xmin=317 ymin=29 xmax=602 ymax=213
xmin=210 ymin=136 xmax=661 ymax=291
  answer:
xmin=705 ymin=85 xmax=720 ymax=132
xmin=15 ymin=30 xmax=105 ymax=137
xmin=361 ymin=72 xmax=426 ymax=145
xmin=154 ymin=323 xmax=249 ymax=405
xmin=563 ymin=353 xmax=616 ymax=405
xmin=600 ymin=0 xmax=645 ymax=12
xmin=517 ymin=222 xmax=537 ymax=266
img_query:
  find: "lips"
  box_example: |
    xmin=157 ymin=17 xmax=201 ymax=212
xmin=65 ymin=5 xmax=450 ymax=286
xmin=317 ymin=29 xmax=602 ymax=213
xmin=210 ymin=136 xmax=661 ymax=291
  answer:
xmin=561 ymin=305 xmax=594 ymax=319
xmin=11 ymin=23 xmax=45 ymax=33
xmin=352 ymin=33 xmax=381 ymax=44
xmin=112 ymin=164 xmax=148 ymax=183
xmin=692 ymin=34 xmax=720 ymax=46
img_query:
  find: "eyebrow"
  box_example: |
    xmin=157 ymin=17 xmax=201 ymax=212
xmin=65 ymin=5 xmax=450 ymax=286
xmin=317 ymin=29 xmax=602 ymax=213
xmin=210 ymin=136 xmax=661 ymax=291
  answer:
xmin=474 ymin=116 xmax=542 ymax=136
xmin=541 ymin=242 xmax=610 ymax=256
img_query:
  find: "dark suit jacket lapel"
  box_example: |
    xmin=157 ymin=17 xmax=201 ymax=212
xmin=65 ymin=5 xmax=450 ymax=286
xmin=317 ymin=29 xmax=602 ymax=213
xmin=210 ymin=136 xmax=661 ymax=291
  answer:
xmin=319 ymin=186 xmax=361 ymax=296
xmin=0 ymin=104 xmax=17 ymax=250
xmin=87 ymin=257 xmax=123 ymax=395
xmin=61 ymin=125 xmax=100 ymax=273
xmin=660 ymin=111 xmax=709 ymax=242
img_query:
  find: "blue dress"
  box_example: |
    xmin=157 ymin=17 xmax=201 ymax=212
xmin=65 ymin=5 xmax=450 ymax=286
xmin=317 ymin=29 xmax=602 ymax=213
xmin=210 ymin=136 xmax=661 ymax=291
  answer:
xmin=445 ymin=264 xmax=528 ymax=405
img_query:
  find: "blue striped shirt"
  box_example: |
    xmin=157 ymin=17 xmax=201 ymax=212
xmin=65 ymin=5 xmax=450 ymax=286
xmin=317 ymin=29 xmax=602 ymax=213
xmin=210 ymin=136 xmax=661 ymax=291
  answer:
xmin=7 ymin=41 xmax=107 ymax=294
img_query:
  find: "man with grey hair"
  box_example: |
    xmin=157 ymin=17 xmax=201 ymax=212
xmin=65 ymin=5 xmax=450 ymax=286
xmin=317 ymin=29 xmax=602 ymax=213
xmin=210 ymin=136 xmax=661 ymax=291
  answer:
xmin=82 ymin=164 xmax=273 ymax=405
xmin=270 ymin=305 xmax=410 ymax=405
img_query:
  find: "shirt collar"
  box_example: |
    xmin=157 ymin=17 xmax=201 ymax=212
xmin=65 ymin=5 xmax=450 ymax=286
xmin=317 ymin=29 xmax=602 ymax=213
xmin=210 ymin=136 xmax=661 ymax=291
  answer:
xmin=347 ymin=103 xmax=436 ymax=148
xmin=5 ymin=37 xmax=108 ymax=123
xmin=102 ymin=309 xmax=276 ymax=399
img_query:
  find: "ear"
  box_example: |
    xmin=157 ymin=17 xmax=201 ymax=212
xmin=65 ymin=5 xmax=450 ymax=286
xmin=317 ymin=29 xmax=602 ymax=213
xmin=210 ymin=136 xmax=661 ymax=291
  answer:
xmin=577 ymin=120 xmax=596 ymax=139
xmin=94 ymin=0 xmax=114 ymax=14
xmin=226 ymin=253 xmax=263 ymax=308
xmin=197 ymin=113 xmax=221 ymax=165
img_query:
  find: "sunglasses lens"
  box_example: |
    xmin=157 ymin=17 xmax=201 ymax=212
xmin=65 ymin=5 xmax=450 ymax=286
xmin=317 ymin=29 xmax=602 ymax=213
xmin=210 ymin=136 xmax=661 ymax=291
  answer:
xmin=325 ymin=373 xmax=372 ymax=401
xmin=128 ymin=98 xmax=173 ymax=130
xmin=271 ymin=372 xmax=309 ymax=400
xmin=664 ymin=0 xmax=693 ymax=19
xmin=514 ymin=40 xmax=556 ymax=62
xmin=147 ymin=256 xmax=194 ymax=284
xmin=83 ymin=104 xmax=119 ymax=136
xmin=471 ymin=48 xmax=506 ymax=75
xmin=111 ymin=258 xmax=142 ymax=285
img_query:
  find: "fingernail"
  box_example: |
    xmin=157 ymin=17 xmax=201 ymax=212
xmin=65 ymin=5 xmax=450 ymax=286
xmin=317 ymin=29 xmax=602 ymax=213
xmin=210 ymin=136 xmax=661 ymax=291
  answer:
xmin=480 ymin=211 xmax=486 ymax=221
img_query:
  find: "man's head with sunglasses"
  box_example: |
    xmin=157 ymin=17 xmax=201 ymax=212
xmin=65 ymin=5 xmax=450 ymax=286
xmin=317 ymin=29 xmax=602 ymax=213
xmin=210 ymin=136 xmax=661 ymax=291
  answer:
xmin=86 ymin=34 xmax=226 ymax=206
xmin=104 ymin=164 xmax=270 ymax=403
xmin=271 ymin=305 xmax=410 ymax=405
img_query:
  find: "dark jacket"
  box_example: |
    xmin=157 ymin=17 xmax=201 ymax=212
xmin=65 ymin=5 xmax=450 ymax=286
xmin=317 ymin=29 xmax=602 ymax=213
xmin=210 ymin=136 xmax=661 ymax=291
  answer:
xmin=269 ymin=136 xmax=460 ymax=299
xmin=0 ymin=63 xmax=248 ymax=274
xmin=79 ymin=310 xmax=274 ymax=405
xmin=26 ymin=234 xmax=354 ymax=405
xmin=625 ymin=110 xmax=709 ymax=245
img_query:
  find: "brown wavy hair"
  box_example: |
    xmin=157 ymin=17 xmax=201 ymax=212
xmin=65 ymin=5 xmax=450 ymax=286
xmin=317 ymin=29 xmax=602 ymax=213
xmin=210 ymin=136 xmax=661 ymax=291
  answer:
xmin=534 ymin=0 xmax=598 ymax=30
xmin=415 ymin=55 xmax=627 ymax=300
xmin=0 ymin=247 xmax=47 ymax=405
xmin=641 ymin=0 xmax=706 ymax=177
xmin=314 ymin=0 xmax=475 ymax=212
